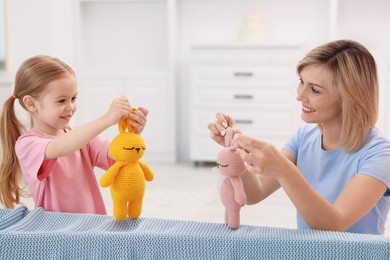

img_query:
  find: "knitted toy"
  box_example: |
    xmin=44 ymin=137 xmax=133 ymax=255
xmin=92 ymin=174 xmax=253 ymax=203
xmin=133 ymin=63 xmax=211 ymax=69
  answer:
xmin=100 ymin=107 xmax=154 ymax=221
xmin=216 ymin=127 xmax=246 ymax=229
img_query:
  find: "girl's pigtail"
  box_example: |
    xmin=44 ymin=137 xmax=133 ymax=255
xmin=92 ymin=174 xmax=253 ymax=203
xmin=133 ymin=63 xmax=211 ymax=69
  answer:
xmin=0 ymin=96 xmax=26 ymax=208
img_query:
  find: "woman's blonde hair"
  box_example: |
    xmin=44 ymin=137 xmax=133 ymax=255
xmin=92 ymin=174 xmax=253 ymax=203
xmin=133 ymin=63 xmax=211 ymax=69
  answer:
xmin=297 ymin=39 xmax=378 ymax=153
xmin=0 ymin=55 xmax=75 ymax=208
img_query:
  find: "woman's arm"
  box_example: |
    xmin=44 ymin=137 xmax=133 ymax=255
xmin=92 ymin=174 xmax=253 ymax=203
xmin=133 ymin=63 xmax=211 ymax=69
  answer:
xmin=238 ymin=134 xmax=387 ymax=232
xmin=241 ymin=150 xmax=296 ymax=205
xmin=279 ymin=165 xmax=386 ymax=231
xmin=241 ymin=170 xmax=281 ymax=205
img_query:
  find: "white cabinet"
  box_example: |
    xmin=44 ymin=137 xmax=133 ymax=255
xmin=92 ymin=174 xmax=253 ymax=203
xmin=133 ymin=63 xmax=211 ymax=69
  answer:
xmin=189 ymin=44 xmax=302 ymax=163
xmin=74 ymin=0 xmax=176 ymax=162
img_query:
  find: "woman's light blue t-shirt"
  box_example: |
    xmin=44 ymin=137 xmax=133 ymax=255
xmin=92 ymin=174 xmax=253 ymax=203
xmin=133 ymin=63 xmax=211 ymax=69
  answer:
xmin=283 ymin=123 xmax=390 ymax=234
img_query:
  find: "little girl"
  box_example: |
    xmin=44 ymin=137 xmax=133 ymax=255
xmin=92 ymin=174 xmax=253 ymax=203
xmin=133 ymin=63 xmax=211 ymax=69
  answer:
xmin=0 ymin=55 xmax=149 ymax=214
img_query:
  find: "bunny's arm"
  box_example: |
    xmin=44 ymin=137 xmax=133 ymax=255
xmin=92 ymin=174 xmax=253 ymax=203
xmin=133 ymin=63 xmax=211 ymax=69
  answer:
xmin=100 ymin=161 xmax=127 ymax=187
xmin=139 ymin=161 xmax=154 ymax=182
xmin=230 ymin=176 xmax=246 ymax=206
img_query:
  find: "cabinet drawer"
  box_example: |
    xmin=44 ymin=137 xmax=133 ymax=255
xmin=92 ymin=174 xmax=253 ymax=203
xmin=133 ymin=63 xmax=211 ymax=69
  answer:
xmin=192 ymin=108 xmax=293 ymax=136
xmin=197 ymin=83 xmax=293 ymax=107
xmin=197 ymin=65 xmax=293 ymax=81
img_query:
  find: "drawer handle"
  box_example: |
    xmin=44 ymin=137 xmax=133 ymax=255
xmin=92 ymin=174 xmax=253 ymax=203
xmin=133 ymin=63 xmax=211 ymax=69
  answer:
xmin=234 ymin=72 xmax=253 ymax=77
xmin=234 ymin=94 xmax=253 ymax=100
xmin=235 ymin=119 xmax=253 ymax=125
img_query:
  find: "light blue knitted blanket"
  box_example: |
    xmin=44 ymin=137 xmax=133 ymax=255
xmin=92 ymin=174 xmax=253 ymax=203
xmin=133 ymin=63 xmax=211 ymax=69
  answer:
xmin=1 ymin=206 xmax=389 ymax=259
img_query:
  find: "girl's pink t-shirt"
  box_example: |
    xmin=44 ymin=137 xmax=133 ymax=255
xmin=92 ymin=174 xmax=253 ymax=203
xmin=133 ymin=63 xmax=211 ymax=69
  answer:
xmin=15 ymin=128 xmax=114 ymax=214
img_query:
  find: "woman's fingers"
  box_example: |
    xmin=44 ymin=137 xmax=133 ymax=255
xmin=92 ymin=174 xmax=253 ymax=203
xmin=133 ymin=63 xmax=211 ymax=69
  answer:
xmin=208 ymin=123 xmax=225 ymax=146
xmin=237 ymin=135 xmax=264 ymax=152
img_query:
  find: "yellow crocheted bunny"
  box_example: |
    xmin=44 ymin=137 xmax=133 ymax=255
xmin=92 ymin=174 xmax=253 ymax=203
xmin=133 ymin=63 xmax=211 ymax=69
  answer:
xmin=100 ymin=107 xmax=154 ymax=221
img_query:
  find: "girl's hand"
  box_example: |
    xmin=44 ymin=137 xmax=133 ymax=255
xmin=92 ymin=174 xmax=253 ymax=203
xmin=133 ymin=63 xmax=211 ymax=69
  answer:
xmin=128 ymin=107 xmax=149 ymax=134
xmin=207 ymin=112 xmax=241 ymax=147
xmin=237 ymin=134 xmax=291 ymax=179
xmin=104 ymin=96 xmax=131 ymax=126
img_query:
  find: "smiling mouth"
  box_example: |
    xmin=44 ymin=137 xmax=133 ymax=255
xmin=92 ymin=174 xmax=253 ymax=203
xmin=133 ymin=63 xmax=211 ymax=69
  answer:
xmin=302 ymin=106 xmax=316 ymax=112
xmin=60 ymin=115 xmax=72 ymax=120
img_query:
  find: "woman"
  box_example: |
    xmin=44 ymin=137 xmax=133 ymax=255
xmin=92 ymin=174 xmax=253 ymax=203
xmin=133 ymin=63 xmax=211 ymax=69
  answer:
xmin=208 ymin=39 xmax=390 ymax=234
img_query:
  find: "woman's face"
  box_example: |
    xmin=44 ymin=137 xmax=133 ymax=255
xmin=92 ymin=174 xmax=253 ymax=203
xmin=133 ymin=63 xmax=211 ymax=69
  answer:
xmin=296 ymin=64 xmax=342 ymax=128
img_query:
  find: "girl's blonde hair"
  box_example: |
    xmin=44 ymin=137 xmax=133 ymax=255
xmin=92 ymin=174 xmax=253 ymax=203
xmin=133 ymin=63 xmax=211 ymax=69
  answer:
xmin=0 ymin=55 xmax=75 ymax=208
xmin=297 ymin=40 xmax=378 ymax=153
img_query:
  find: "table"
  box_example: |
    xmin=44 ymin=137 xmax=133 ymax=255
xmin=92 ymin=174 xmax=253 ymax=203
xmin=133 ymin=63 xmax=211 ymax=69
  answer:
xmin=1 ymin=206 xmax=389 ymax=259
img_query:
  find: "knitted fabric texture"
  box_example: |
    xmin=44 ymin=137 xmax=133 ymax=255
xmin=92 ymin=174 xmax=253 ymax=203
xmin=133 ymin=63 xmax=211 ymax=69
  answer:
xmin=100 ymin=108 xmax=154 ymax=220
xmin=1 ymin=206 xmax=389 ymax=260
xmin=217 ymin=127 xmax=246 ymax=229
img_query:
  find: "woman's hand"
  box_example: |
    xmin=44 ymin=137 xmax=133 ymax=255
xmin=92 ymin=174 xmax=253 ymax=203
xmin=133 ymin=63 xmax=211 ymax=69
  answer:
xmin=207 ymin=112 xmax=241 ymax=146
xmin=237 ymin=134 xmax=292 ymax=179
xmin=128 ymin=107 xmax=149 ymax=134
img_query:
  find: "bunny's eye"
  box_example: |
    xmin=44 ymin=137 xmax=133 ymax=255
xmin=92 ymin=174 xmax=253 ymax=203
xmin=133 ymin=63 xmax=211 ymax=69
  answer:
xmin=216 ymin=163 xmax=228 ymax=168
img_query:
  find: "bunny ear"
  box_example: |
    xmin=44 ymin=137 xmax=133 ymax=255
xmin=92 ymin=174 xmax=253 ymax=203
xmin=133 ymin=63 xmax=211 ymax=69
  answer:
xmin=230 ymin=134 xmax=239 ymax=151
xmin=118 ymin=107 xmax=138 ymax=133
xmin=224 ymin=127 xmax=233 ymax=147
xmin=118 ymin=117 xmax=128 ymax=133
xmin=127 ymin=107 xmax=138 ymax=133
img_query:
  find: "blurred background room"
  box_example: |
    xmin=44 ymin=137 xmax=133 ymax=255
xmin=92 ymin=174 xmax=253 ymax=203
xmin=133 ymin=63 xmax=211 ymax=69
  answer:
xmin=1 ymin=0 xmax=390 ymax=234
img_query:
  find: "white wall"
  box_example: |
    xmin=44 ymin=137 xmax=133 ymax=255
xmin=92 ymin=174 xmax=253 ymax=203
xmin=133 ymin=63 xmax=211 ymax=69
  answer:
xmin=335 ymin=0 xmax=390 ymax=134
xmin=1 ymin=0 xmax=390 ymax=161
xmin=6 ymin=0 xmax=76 ymax=73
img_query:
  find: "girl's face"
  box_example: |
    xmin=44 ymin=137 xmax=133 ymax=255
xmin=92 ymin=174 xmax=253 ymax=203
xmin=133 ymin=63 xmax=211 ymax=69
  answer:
xmin=33 ymin=75 xmax=78 ymax=136
xmin=296 ymin=64 xmax=342 ymax=128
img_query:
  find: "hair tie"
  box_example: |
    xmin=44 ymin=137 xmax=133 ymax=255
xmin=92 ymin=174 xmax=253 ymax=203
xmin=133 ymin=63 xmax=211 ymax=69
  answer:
xmin=12 ymin=94 xmax=17 ymax=99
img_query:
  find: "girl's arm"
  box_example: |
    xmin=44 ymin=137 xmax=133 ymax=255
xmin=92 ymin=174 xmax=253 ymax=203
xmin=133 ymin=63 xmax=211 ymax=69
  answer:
xmin=45 ymin=97 xmax=131 ymax=159
xmin=238 ymin=134 xmax=387 ymax=232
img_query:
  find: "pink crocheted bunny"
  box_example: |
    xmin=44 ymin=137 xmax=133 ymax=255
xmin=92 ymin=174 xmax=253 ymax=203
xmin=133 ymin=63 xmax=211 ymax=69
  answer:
xmin=217 ymin=127 xmax=246 ymax=229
